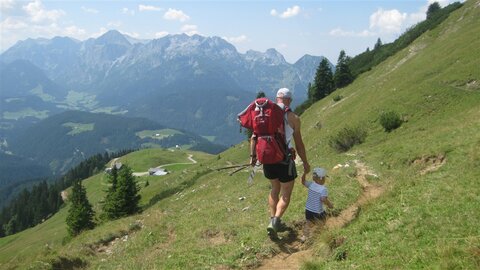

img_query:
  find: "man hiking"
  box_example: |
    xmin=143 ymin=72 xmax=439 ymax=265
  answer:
xmin=249 ymin=88 xmax=311 ymax=238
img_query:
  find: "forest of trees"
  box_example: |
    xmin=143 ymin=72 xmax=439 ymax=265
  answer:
xmin=0 ymin=149 xmax=133 ymax=237
xmin=295 ymin=50 xmax=352 ymax=115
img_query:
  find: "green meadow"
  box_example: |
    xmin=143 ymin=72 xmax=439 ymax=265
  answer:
xmin=63 ymin=122 xmax=95 ymax=136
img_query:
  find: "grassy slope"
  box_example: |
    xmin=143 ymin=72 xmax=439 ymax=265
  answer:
xmin=0 ymin=148 xmax=212 ymax=268
xmin=301 ymin=1 xmax=480 ymax=268
xmin=0 ymin=1 xmax=479 ymax=269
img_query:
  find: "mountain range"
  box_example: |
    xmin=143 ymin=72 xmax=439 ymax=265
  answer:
xmin=0 ymin=30 xmax=328 ymax=147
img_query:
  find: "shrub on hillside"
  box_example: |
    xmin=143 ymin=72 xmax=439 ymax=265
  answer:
xmin=333 ymin=95 xmax=343 ymax=102
xmin=380 ymin=111 xmax=403 ymax=132
xmin=329 ymin=126 xmax=367 ymax=152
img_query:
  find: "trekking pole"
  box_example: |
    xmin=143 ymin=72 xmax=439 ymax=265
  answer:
xmin=215 ymin=164 xmax=250 ymax=171
xmin=247 ymin=162 xmax=260 ymax=185
xmin=228 ymin=164 xmax=250 ymax=176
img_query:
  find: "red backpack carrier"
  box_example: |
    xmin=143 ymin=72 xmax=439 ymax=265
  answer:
xmin=238 ymin=98 xmax=288 ymax=164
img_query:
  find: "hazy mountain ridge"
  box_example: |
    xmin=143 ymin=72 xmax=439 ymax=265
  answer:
xmin=1 ymin=31 xmax=326 ymax=98
xmin=8 ymin=110 xmax=225 ymax=176
xmin=1 ymin=31 xmax=327 ymax=146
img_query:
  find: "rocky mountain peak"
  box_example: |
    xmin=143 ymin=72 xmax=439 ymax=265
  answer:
xmin=95 ymin=30 xmax=132 ymax=47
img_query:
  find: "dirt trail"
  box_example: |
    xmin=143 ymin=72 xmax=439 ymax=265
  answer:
xmin=255 ymin=160 xmax=384 ymax=270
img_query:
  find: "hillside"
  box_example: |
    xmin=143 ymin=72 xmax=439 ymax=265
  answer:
xmin=0 ymin=1 xmax=479 ymax=269
xmin=0 ymin=148 xmax=213 ymax=267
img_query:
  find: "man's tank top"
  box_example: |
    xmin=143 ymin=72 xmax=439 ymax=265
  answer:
xmin=277 ymin=103 xmax=294 ymax=148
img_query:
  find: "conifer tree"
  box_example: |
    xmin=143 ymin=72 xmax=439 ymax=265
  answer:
xmin=312 ymin=58 xmax=334 ymax=101
xmin=66 ymin=180 xmax=95 ymax=236
xmin=101 ymin=165 xmax=119 ymax=220
xmin=374 ymin=38 xmax=382 ymax=50
xmin=334 ymin=50 xmax=354 ymax=89
xmin=101 ymin=164 xmax=141 ymax=220
xmin=116 ymin=165 xmax=141 ymax=216
xmin=427 ymin=2 xmax=441 ymax=19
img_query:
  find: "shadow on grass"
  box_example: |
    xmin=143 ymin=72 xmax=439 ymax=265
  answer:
xmin=143 ymin=169 xmax=212 ymax=210
xmin=51 ymin=256 xmax=88 ymax=270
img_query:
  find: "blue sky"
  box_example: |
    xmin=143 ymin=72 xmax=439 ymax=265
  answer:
xmin=0 ymin=0 xmax=462 ymax=63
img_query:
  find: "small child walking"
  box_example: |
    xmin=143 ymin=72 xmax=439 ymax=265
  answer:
xmin=301 ymin=167 xmax=334 ymax=241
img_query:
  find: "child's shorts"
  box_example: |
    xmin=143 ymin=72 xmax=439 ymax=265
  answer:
xmin=305 ymin=209 xmax=327 ymax=222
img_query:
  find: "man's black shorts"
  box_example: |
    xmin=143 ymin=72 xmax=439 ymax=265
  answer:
xmin=263 ymin=160 xmax=297 ymax=183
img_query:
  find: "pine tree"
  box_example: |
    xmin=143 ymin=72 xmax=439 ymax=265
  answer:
xmin=101 ymin=165 xmax=119 ymax=220
xmin=116 ymin=165 xmax=141 ymax=216
xmin=427 ymin=2 xmax=441 ymax=19
xmin=374 ymin=38 xmax=382 ymax=50
xmin=312 ymin=58 xmax=335 ymax=101
xmin=101 ymin=165 xmax=141 ymax=220
xmin=334 ymin=50 xmax=354 ymax=89
xmin=66 ymin=180 xmax=95 ymax=236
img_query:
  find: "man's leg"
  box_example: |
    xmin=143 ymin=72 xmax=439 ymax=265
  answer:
xmin=267 ymin=179 xmax=281 ymax=237
xmin=275 ymin=180 xmax=295 ymax=218
xmin=268 ymin=179 xmax=281 ymax=218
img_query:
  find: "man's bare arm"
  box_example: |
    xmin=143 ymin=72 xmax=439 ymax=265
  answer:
xmin=289 ymin=112 xmax=310 ymax=174
xmin=249 ymin=135 xmax=257 ymax=166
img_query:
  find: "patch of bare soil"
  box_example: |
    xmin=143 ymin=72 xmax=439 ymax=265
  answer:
xmin=91 ymin=220 xmax=144 ymax=255
xmin=255 ymin=160 xmax=384 ymax=270
xmin=412 ymin=154 xmax=446 ymax=175
xmin=202 ymin=229 xmax=228 ymax=245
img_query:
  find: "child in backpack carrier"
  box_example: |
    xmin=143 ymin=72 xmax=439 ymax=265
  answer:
xmin=301 ymin=167 xmax=334 ymax=242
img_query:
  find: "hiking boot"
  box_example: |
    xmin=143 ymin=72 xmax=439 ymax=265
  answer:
xmin=267 ymin=219 xmax=278 ymax=239
xmin=272 ymin=217 xmax=288 ymax=232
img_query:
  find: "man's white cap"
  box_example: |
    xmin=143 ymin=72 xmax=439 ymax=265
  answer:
xmin=312 ymin=167 xmax=327 ymax=178
xmin=276 ymin=88 xmax=292 ymax=99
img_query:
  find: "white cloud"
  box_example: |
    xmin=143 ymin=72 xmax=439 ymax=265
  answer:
xmin=120 ymin=30 xmax=139 ymax=38
xmin=329 ymin=28 xmax=376 ymax=37
xmin=64 ymin=25 xmax=87 ymax=37
xmin=122 ymin=7 xmax=135 ymax=16
xmin=82 ymin=6 xmax=98 ymax=14
xmin=23 ymin=0 xmax=65 ymax=23
xmin=0 ymin=17 xmax=28 ymax=30
xmin=164 ymin=8 xmax=190 ymax=22
xmin=139 ymin=4 xmax=162 ymax=12
xmin=155 ymin=31 xmax=169 ymax=38
xmin=1 ymin=0 xmax=15 ymax=12
xmin=91 ymin=27 xmax=108 ymax=38
xmin=224 ymin=35 xmax=248 ymax=44
xmin=108 ymin=21 xmax=122 ymax=27
xmin=181 ymin=24 xmax=198 ymax=35
xmin=271 ymin=5 xmax=301 ymax=19
xmin=369 ymin=8 xmax=407 ymax=34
